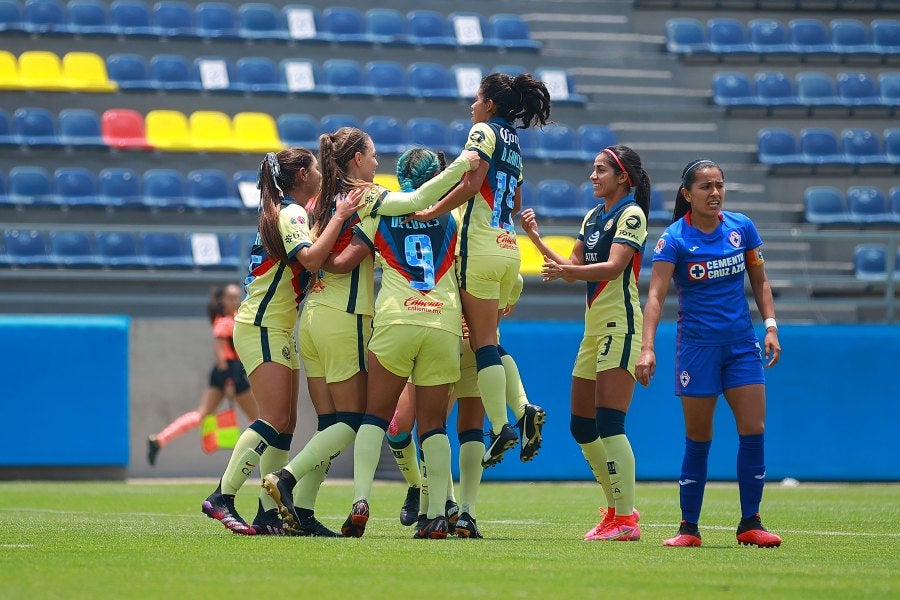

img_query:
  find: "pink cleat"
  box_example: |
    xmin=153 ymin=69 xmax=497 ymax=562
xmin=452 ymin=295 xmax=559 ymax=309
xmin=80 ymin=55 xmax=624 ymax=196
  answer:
xmin=202 ymin=492 xmax=256 ymax=535
xmin=663 ymin=521 xmax=702 ymax=547
xmin=585 ymin=514 xmax=640 ymax=541
xmin=583 ymin=506 xmax=640 ymax=541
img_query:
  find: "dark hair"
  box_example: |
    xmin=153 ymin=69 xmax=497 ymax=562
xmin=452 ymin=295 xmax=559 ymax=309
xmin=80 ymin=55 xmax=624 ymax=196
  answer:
xmin=396 ymin=147 xmax=446 ymax=192
xmin=312 ymin=127 xmax=371 ymax=237
xmin=672 ymin=159 xmax=724 ymax=222
xmin=257 ymin=147 xmax=316 ymax=263
xmin=206 ymin=286 xmax=227 ymax=324
xmin=480 ymin=72 xmax=552 ymax=129
xmin=602 ymin=145 xmax=651 ymax=219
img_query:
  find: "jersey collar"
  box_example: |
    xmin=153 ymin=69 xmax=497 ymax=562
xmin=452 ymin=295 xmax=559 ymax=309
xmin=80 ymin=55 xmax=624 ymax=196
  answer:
xmin=684 ymin=209 xmax=724 ymax=228
xmin=600 ymin=193 xmax=635 ymax=219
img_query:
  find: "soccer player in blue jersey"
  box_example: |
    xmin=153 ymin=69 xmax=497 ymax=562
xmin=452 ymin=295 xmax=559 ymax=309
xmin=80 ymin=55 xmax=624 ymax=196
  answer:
xmin=635 ymin=159 xmax=783 ymax=548
xmin=522 ymin=145 xmax=650 ymax=541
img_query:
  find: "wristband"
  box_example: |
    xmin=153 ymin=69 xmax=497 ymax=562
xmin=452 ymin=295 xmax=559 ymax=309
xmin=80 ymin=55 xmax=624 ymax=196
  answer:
xmin=763 ymin=317 xmax=777 ymax=331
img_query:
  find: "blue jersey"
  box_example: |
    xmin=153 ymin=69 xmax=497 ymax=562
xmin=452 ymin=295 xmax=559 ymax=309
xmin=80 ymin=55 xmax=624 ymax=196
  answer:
xmin=652 ymin=210 xmax=764 ymax=346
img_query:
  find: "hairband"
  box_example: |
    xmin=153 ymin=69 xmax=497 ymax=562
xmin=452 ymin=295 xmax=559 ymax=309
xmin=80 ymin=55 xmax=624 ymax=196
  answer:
xmin=603 ymin=148 xmax=633 ymax=187
xmin=681 ymin=159 xmax=717 ymax=186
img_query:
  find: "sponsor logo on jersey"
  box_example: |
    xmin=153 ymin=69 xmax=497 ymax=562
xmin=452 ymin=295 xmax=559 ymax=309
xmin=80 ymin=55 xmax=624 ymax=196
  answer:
xmin=729 ymin=230 xmax=742 ymax=248
xmin=586 ymin=231 xmax=600 ymax=248
xmin=469 ymin=130 xmax=486 ymax=144
xmin=625 ymin=215 xmax=641 ymax=230
xmin=404 ymin=296 xmax=444 ymax=314
xmin=655 ymin=238 xmax=666 ymax=253
xmin=688 ymin=252 xmax=746 ymax=281
xmin=495 ymin=231 xmax=518 ymax=251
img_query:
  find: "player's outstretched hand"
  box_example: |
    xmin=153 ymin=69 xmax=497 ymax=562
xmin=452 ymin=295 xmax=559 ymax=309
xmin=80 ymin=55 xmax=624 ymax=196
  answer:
xmin=521 ymin=208 xmax=540 ymax=239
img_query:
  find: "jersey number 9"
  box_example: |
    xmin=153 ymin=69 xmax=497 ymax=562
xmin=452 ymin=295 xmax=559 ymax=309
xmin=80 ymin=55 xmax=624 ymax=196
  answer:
xmin=404 ymin=234 xmax=435 ymax=291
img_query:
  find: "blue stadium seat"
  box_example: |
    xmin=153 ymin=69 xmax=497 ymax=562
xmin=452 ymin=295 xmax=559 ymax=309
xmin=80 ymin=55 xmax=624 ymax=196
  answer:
xmin=449 ymin=63 xmax=485 ymax=100
xmin=321 ymin=6 xmax=367 ymax=44
xmin=519 ymin=180 xmax=537 ymax=211
xmin=232 ymin=169 xmax=259 ymax=208
xmin=67 ymin=0 xmax=114 ymax=35
xmin=13 ymin=107 xmax=62 ymax=147
xmin=872 ymin=19 xmax=900 ymax=56
xmin=534 ymin=67 xmax=587 ymax=105
xmin=238 ymin=2 xmax=288 ymax=41
xmin=649 ymin=186 xmax=669 ymax=222
xmin=491 ymin=64 xmax=527 ymax=77
xmin=707 ymin=18 xmax=753 ymax=55
xmin=847 ymin=186 xmax=890 ymax=222
xmin=58 ymin=108 xmax=106 ymax=148
xmin=754 ymin=71 xmax=801 ymax=108
xmin=9 ymin=166 xmax=53 ymax=205
xmin=536 ymin=124 xmax=582 ymax=161
xmin=407 ymin=10 xmax=456 ymax=47
xmin=890 ymin=186 xmax=900 ymax=222
xmin=189 ymin=232 xmax=241 ymax=270
xmin=277 ymin=113 xmax=319 ymax=148
xmin=54 ymin=167 xmax=102 ymax=207
xmin=50 ymin=230 xmax=103 ymax=268
xmin=665 ymin=18 xmax=709 ymax=56
xmin=842 ymin=128 xmax=888 ymax=165
xmin=0 ymin=109 xmax=13 ymax=147
xmin=490 ymin=14 xmax=540 ymax=52
xmin=879 ymin=73 xmax=900 ymax=112
xmin=109 ymin=0 xmax=156 ymax=37
xmin=800 ymin=127 xmax=845 ymax=165
xmin=23 ymin=0 xmax=67 ymax=34
xmin=150 ymin=54 xmax=203 ymax=91
xmin=209 ymin=232 xmax=244 ymax=270
xmin=143 ymin=169 xmax=189 ymax=210
xmin=106 ymin=53 xmax=154 ymax=90
xmin=152 ymin=0 xmax=197 ymax=38
xmin=579 ymin=182 xmax=598 ymax=214
xmin=408 ymin=62 xmax=456 ymax=99
xmin=141 ymin=232 xmax=193 ymax=269
xmin=321 ymin=114 xmax=360 ymax=133
xmin=449 ymin=11 xmax=496 ymax=49
xmin=4 ymin=229 xmax=53 ymax=267
xmin=282 ymin=4 xmax=324 ymax=42
xmin=98 ymin=167 xmax=142 ymax=208
xmin=187 ymin=169 xmax=242 ymax=211
xmin=448 ymin=119 xmax=471 ymax=152
xmin=535 ymin=179 xmax=582 ymax=218
xmin=407 ymin=117 xmax=453 ymax=154
xmin=854 ymin=243 xmax=887 ymax=281
xmin=364 ymin=116 xmax=406 ymax=154
xmin=322 ymin=59 xmax=371 ymax=96
xmin=804 ymin=186 xmax=849 ymax=224
xmin=837 ymin=72 xmax=881 ymax=110
xmin=365 ymin=8 xmax=410 ymax=46
xmin=0 ymin=171 xmax=7 ymax=206
xmin=516 ymin=127 xmax=539 ymax=160
xmin=789 ymin=19 xmax=837 ymax=56
xmin=96 ymin=231 xmax=146 ymax=268
xmin=748 ymin=18 xmax=791 ymax=55
xmin=712 ymin=72 xmax=759 ymax=109
xmin=195 ymin=1 xmax=238 ymax=39
xmin=279 ymin=58 xmax=326 ymax=95
xmin=757 ymin=128 xmax=802 ymax=165
xmin=884 ymin=128 xmax=900 ymax=163
xmin=194 ymin=55 xmax=239 ymax=93
xmin=0 ymin=0 xmax=26 ymax=32
xmin=234 ymin=56 xmax=287 ymax=94
xmin=365 ymin=60 xmax=410 ymax=98
xmin=577 ymin=124 xmax=619 ymax=160
xmin=830 ymin=19 xmax=877 ymax=57
xmin=796 ymin=71 xmax=841 ymax=109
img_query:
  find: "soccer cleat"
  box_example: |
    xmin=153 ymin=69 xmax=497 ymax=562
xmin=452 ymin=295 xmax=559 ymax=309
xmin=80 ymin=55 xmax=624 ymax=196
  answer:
xmin=454 ymin=512 xmax=483 ymax=539
xmin=252 ymin=507 xmax=286 ymax=536
xmin=481 ymin=423 xmax=518 ymax=468
xmin=736 ymin=514 xmax=782 ymax=548
xmin=341 ymin=499 xmax=369 ymax=538
xmin=585 ymin=514 xmax=640 ymax=541
xmin=295 ymin=513 xmax=340 ymax=537
xmin=413 ymin=515 xmax=449 ymax=539
xmin=201 ymin=491 xmax=256 ymax=535
xmin=399 ymin=486 xmax=420 ymax=526
xmin=147 ymin=436 xmax=160 ymax=466
xmin=445 ymin=499 xmax=460 ymax=529
xmin=583 ymin=507 xmax=641 ymax=540
xmin=518 ymin=404 xmax=546 ymax=462
xmin=262 ymin=469 xmax=300 ymax=532
xmin=663 ymin=520 xmax=702 ymax=547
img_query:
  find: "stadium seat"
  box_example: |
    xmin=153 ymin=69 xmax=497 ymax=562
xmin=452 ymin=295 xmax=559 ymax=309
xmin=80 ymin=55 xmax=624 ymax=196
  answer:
xmin=0 ymin=50 xmax=21 ymax=90
xmin=878 ymin=73 xmax=900 ymax=112
xmin=279 ymin=58 xmax=326 ymax=95
xmin=150 ymin=54 xmax=203 ymax=91
xmin=54 ymin=167 xmax=102 ymax=207
xmin=890 ymin=186 xmax=900 ymax=222
xmin=579 ymin=182 xmax=598 ymax=213
xmin=407 ymin=10 xmax=456 ymax=48
xmin=98 ymin=167 xmax=142 ymax=207
xmin=804 ymin=186 xmax=849 ymax=224
xmin=365 ymin=60 xmax=410 ymax=98
xmin=712 ymin=72 xmax=759 ymax=109
xmin=50 ymin=230 xmax=103 ymax=268
xmin=195 ymin=1 xmax=238 ymax=39
xmin=872 ymin=19 xmax=900 ymax=56
xmin=373 ymin=173 xmax=399 ymax=191
xmin=649 ymin=186 xmax=669 ymax=222
xmin=884 ymin=128 xmax=900 ymax=163
xmin=238 ymin=2 xmax=288 ymax=40
xmin=407 ymin=117 xmax=453 ymax=154
xmin=853 ymin=244 xmax=887 ymax=281
xmin=194 ymin=55 xmax=238 ymax=93
xmin=282 ymin=3 xmax=323 ymax=42
xmin=187 ymin=169 xmax=242 ymax=211
xmin=141 ymin=232 xmax=193 ymax=269
xmin=847 ymin=186 xmax=890 ymax=222
xmin=365 ymin=8 xmax=409 ymax=46
xmin=707 ymin=18 xmax=753 ymax=55
xmin=13 ymin=107 xmax=62 ymax=147
xmin=543 ymin=235 xmax=579 ymax=259
xmin=800 ymin=127 xmax=845 ymax=165
xmin=577 ymin=124 xmax=619 ymax=160
xmin=145 ymin=109 xmax=193 ymax=151
xmin=0 ymin=0 xmax=25 ymax=32
xmin=490 ymin=14 xmax=540 ymax=51
xmin=789 ymin=19 xmax=837 ymax=56
xmin=408 ymin=62 xmax=457 ymax=99
xmin=321 ymin=114 xmax=361 ymax=132
xmin=9 ymin=166 xmax=53 ymax=205
xmin=842 ymin=128 xmax=888 ymax=165
xmin=189 ymin=111 xmax=234 ymax=152
xmin=109 ymin=0 xmax=156 ymax=37
xmin=536 ymin=124 xmax=582 ymax=161
xmin=321 ymin=6 xmax=367 ymax=44
xmin=17 ymin=50 xmax=68 ymax=90
xmin=62 ymin=51 xmax=118 ymax=92
xmin=232 ymin=112 xmax=282 ymax=153
xmin=519 ymin=179 xmax=537 ymax=210
xmin=837 ymin=72 xmax=881 ymax=109
xmin=106 ymin=53 xmax=154 ymax=90
xmin=0 ymin=109 xmax=14 ymax=147
xmin=101 ymin=108 xmax=152 ymax=150
xmin=755 ymin=71 xmax=801 ymax=108
xmin=448 ymin=118 xmax=471 ymax=152
xmin=748 ymin=18 xmax=791 ymax=55
xmin=152 ymin=0 xmax=197 ymax=38
xmin=58 ymin=108 xmax=106 ymax=148
xmin=830 ymin=19 xmax=877 ymax=57
xmin=67 ymin=0 xmax=113 ymax=36
xmin=535 ymin=179 xmax=582 ymax=218
xmin=534 ymin=68 xmax=587 ymax=105
xmin=0 ymin=171 xmax=7 ymax=206
xmin=143 ymin=168 xmax=189 ymax=209
xmin=233 ymin=169 xmax=260 ymax=208
xmin=322 ymin=59 xmax=371 ymax=96
xmin=277 ymin=113 xmax=319 ymax=148
xmin=202 ymin=232 xmax=244 ymax=270
xmin=23 ymin=0 xmax=67 ymax=34
xmin=796 ymin=71 xmax=841 ymax=109
xmin=516 ymin=128 xmax=539 ymax=160
xmin=364 ymin=115 xmax=406 ymax=154
xmin=450 ymin=63 xmax=485 ymax=100
xmin=757 ymin=127 xmax=802 ymax=165
xmin=449 ymin=11 xmax=495 ymax=49
xmin=665 ymin=18 xmax=709 ymax=56
xmin=234 ymin=57 xmax=286 ymax=94
xmin=4 ymin=229 xmax=53 ymax=267
xmin=96 ymin=231 xmax=146 ymax=268
xmin=517 ymin=236 xmax=543 ymax=275
xmin=492 ymin=64 xmax=527 ymax=77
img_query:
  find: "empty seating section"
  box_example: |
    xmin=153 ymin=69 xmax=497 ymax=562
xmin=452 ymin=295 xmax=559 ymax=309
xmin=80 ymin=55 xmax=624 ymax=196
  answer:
xmin=804 ymin=185 xmax=900 ymax=224
xmin=758 ymin=127 xmax=900 ymax=169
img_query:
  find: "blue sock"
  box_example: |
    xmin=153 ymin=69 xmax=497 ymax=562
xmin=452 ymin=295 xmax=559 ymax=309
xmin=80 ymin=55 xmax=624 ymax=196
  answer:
xmin=737 ymin=433 xmax=765 ymax=520
xmin=680 ymin=438 xmax=711 ymax=524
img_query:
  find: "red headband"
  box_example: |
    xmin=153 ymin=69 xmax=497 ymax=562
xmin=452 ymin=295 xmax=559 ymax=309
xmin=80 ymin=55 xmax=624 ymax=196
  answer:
xmin=603 ymin=148 xmax=633 ymax=187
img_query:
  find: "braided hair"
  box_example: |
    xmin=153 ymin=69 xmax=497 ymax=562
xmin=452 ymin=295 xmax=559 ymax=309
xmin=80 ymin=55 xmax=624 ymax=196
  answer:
xmin=396 ymin=147 xmax=447 ymax=192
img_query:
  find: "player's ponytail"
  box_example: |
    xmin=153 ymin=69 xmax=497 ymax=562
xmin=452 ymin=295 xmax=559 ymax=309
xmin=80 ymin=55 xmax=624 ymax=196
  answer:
xmin=257 ymin=147 xmax=315 ymax=263
xmin=674 ymin=159 xmax=722 ymax=222
xmin=313 ymin=127 xmax=370 ymax=237
xmin=480 ymin=72 xmax=551 ymax=129
xmin=396 ymin=147 xmax=445 ymax=192
xmin=604 ymin=145 xmax=650 ymax=219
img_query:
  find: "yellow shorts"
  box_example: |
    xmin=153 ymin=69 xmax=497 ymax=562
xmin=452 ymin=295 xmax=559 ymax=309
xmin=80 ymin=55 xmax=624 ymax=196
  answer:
xmin=457 ymin=254 xmax=521 ymax=306
xmin=369 ymin=324 xmax=460 ymax=386
xmin=233 ymin=321 xmax=299 ymax=375
xmin=452 ymin=336 xmax=479 ymax=399
xmin=572 ymin=332 xmax=642 ymax=380
xmin=298 ymin=303 xmax=372 ymax=383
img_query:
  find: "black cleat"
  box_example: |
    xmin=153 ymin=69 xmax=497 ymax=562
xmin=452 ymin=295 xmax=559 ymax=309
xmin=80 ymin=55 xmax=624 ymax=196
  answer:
xmin=341 ymin=499 xmax=369 ymax=538
xmin=412 ymin=514 xmax=448 ymax=539
xmin=454 ymin=512 xmax=484 ymax=539
xmin=399 ymin=486 xmax=420 ymax=526
xmin=445 ymin=499 xmax=460 ymax=529
xmin=481 ymin=423 xmax=518 ymax=468
xmin=201 ymin=491 xmax=256 ymax=535
xmin=252 ymin=507 xmax=286 ymax=536
xmin=262 ymin=469 xmax=300 ymax=533
xmin=518 ymin=404 xmax=546 ymax=462
xmin=147 ymin=436 xmax=160 ymax=466
xmin=296 ymin=513 xmax=340 ymax=537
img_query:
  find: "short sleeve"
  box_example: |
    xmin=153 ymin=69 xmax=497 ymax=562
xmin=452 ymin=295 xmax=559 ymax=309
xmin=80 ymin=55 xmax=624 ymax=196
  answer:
xmin=465 ymin=122 xmax=496 ymax=161
xmin=357 ymin=186 xmax=389 ymax=219
xmin=279 ymin=203 xmax=313 ymax=259
xmin=742 ymin=215 xmax=763 ymax=250
xmin=612 ymin=205 xmax=647 ymax=251
xmin=352 ymin=214 xmax=380 ymax=251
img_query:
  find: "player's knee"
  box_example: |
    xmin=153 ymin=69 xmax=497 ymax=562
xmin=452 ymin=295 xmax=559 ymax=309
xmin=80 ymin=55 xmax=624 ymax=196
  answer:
xmin=596 ymin=407 xmax=626 ymax=438
xmin=337 ymin=411 xmax=364 ymax=432
xmin=570 ymin=414 xmax=599 ymax=444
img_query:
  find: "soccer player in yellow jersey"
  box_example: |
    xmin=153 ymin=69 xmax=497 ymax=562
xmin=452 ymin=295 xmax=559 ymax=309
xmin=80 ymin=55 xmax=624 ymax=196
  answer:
xmin=522 ymin=145 xmax=651 ymax=542
xmin=202 ymin=148 xmax=362 ymax=535
xmin=406 ymin=73 xmax=552 ymax=468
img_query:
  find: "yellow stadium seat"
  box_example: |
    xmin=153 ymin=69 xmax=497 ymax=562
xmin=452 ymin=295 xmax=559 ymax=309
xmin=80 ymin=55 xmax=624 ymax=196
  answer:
xmin=232 ymin=112 xmax=282 ymax=153
xmin=517 ymin=236 xmax=543 ymax=275
xmin=145 ymin=110 xmax=194 ymax=152
xmin=373 ymin=173 xmax=400 ymax=191
xmin=18 ymin=51 xmax=68 ymax=91
xmin=189 ymin=111 xmax=235 ymax=152
xmin=543 ymin=235 xmax=578 ymax=261
xmin=61 ymin=52 xmax=117 ymax=92
xmin=0 ymin=50 xmax=22 ymax=90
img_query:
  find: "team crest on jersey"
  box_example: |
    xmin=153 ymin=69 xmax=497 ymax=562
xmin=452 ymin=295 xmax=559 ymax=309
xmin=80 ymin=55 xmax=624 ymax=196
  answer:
xmin=469 ymin=130 xmax=486 ymax=144
xmin=654 ymin=238 xmax=666 ymax=253
xmin=625 ymin=215 xmax=641 ymax=230
xmin=586 ymin=231 xmax=600 ymax=248
xmin=281 ymin=345 xmax=291 ymax=360
xmin=604 ymin=220 xmax=614 ymax=231
xmin=729 ymin=230 xmax=742 ymax=248
xmin=680 ymin=370 xmax=691 ymax=387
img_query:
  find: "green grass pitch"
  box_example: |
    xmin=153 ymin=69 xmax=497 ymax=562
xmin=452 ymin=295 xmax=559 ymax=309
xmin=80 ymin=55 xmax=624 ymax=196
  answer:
xmin=1 ymin=481 xmax=898 ymax=599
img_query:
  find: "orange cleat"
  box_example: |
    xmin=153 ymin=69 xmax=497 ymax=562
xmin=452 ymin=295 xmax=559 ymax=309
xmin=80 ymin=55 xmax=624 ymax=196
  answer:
xmin=736 ymin=514 xmax=782 ymax=548
xmin=663 ymin=520 xmax=702 ymax=547
xmin=584 ymin=506 xmax=640 ymax=540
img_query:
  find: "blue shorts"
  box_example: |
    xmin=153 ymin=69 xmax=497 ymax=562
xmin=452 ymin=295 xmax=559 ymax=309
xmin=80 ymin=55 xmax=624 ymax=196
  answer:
xmin=674 ymin=338 xmax=764 ymax=397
